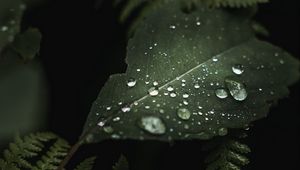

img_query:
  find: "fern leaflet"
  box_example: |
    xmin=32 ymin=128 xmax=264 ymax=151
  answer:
xmin=74 ymin=157 xmax=96 ymax=170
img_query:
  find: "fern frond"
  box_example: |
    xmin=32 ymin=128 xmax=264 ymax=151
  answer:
xmin=113 ymin=155 xmax=129 ymax=170
xmin=0 ymin=132 xmax=70 ymax=170
xmin=74 ymin=157 xmax=96 ymax=170
xmin=204 ymin=138 xmax=251 ymax=170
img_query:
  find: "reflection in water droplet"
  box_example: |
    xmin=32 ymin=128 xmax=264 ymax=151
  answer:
xmin=225 ymin=79 xmax=248 ymax=101
xmin=215 ymin=88 xmax=228 ymax=99
xmin=232 ymin=64 xmax=244 ymax=75
xmin=127 ymin=78 xmax=136 ymax=87
xmin=148 ymin=87 xmax=159 ymax=96
xmin=177 ymin=108 xmax=191 ymax=120
xmin=121 ymin=106 xmax=131 ymax=113
xmin=138 ymin=116 xmax=166 ymax=135
xmin=218 ymin=127 xmax=228 ymax=136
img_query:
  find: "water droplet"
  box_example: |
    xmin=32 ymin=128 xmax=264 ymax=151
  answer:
xmin=169 ymin=25 xmax=176 ymax=29
xmin=153 ymin=81 xmax=159 ymax=86
xmin=148 ymin=87 xmax=159 ymax=96
xmin=194 ymin=83 xmax=200 ymax=89
xmin=212 ymin=58 xmax=218 ymax=62
xmin=103 ymin=126 xmax=114 ymax=133
xmin=159 ymin=109 xmax=165 ymax=113
xmin=218 ymin=127 xmax=228 ymax=136
xmin=121 ymin=106 xmax=131 ymax=113
xmin=170 ymin=92 xmax=177 ymax=98
xmin=196 ymin=21 xmax=201 ymax=26
xmin=111 ymin=134 xmax=121 ymax=139
xmin=182 ymin=93 xmax=189 ymax=98
xmin=279 ymin=59 xmax=285 ymax=64
xmin=232 ymin=64 xmax=244 ymax=75
xmin=137 ymin=68 xmax=141 ymax=72
xmin=225 ymin=79 xmax=248 ymax=101
xmin=1 ymin=26 xmax=8 ymax=32
xmin=177 ymin=108 xmax=191 ymax=120
xmin=97 ymin=121 xmax=105 ymax=127
xmin=215 ymin=88 xmax=228 ymax=99
xmin=167 ymin=86 xmax=174 ymax=91
xmin=113 ymin=117 xmax=120 ymax=122
xmin=138 ymin=116 xmax=166 ymax=135
xmin=127 ymin=78 xmax=137 ymax=87
xmin=106 ymin=106 xmax=112 ymax=111
xmin=183 ymin=100 xmax=189 ymax=105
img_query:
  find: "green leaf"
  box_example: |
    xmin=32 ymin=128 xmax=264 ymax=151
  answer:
xmin=0 ymin=0 xmax=26 ymax=54
xmin=11 ymin=28 xmax=42 ymax=61
xmin=82 ymin=0 xmax=299 ymax=143
xmin=113 ymin=155 xmax=129 ymax=170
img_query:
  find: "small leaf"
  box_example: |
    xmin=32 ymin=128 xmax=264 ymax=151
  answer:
xmin=82 ymin=0 xmax=299 ymax=143
xmin=113 ymin=155 xmax=129 ymax=170
xmin=11 ymin=28 xmax=42 ymax=61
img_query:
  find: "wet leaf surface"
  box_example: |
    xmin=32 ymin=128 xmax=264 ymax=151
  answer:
xmin=82 ymin=1 xmax=299 ymax=143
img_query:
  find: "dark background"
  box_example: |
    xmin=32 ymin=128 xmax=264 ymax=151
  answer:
xmin=24 ymin=0 xmax=299 ymax=169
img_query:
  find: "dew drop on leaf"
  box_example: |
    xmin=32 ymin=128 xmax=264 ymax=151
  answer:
xmin=215 ymin=88 xmax=228 ymax=99
xmin=121 ymin=106 xmax=131 ymax=113
xmin=177 ymin=108 xmax=191 ymax=120
xmin=218 ymin=127 xmax=228 ymax=136
xmin=127 ymin=78 xmax=137 ymax=87
xmin=148 ymin=87 xmax=159 ymax=96
xmin=1 ymin=26 xmax=8 ymax=32
xmin=113 ymin=117 xmax=120 ymax=122
xmin=170 ymin=92 xmax=177 ymax=98
xmin=97 ymin=121 xmax=105 ymax=127
xmin=194 ymin=83 xmax=200 ymax=89
xmin=182 ymin=93 xmax=189 ymax=98
xmin=138 ymin=116 xmax=166 ymax=135
xmin=169 ymin=25 xmax=176 ymax=29
xmin=167 ymin=85 xmax=174 ymax=91
xmin=232 ymin=64 xmax=244 ymax=75
xmin=225 ymin=79 xmax=248 ymax=101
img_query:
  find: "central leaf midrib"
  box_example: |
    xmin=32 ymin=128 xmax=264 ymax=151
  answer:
xmin=131 ymin=38 xmax=254 ymax=106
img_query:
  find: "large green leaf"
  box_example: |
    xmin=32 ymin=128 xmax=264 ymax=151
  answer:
xmin=82 ymin=1 xmax=299 ymax=143
xmin=0 ymin=0 xmax=26 ymax=54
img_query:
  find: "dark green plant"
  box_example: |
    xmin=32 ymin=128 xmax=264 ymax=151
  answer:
xmin=0 ymin=0 xmax=299 ymax=170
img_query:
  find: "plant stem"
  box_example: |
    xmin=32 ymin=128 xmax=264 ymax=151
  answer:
xmin=57 ymin=140 xmax=83 ymax=170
